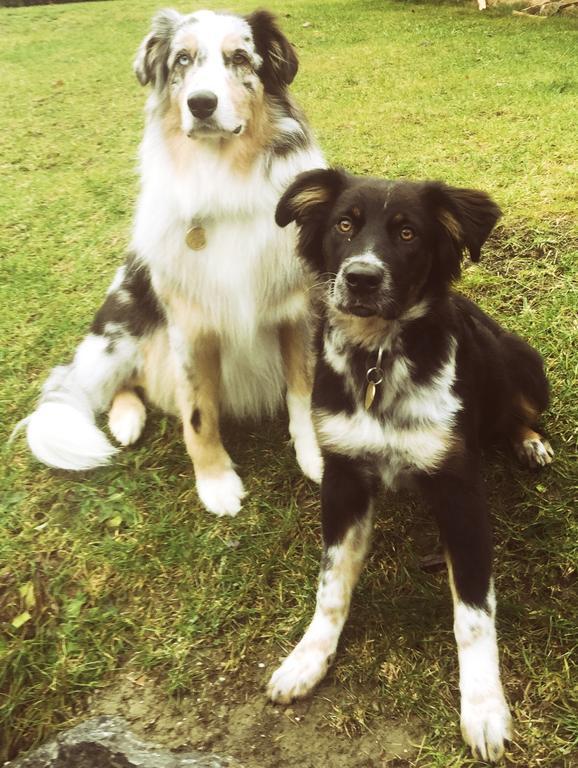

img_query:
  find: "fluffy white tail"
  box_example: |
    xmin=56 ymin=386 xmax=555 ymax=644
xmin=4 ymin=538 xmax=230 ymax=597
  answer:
xmin=18 ymin=330 xmax=139 ymax=471
xmin=25 ymin=402 xmax=117 ymax=471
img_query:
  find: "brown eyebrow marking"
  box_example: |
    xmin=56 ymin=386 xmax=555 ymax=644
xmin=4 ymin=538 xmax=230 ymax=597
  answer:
xmin=392 ymin=213 xmax=404 ymax=224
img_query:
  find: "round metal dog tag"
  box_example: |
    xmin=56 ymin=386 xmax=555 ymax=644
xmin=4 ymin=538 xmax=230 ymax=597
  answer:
xmin=186 ymin=225 xmax=206 ymax=251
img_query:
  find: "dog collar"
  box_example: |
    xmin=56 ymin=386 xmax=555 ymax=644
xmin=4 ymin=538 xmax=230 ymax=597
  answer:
xmin=364 ymin=346 xmax=384 ymax=410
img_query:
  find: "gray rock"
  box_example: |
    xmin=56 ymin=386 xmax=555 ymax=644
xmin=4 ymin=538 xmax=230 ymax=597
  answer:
xmin=5 ymin=716 xmax=238 ymax=768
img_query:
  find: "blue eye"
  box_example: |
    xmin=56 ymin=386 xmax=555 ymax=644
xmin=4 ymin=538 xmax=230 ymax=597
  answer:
xmin=177 ymin=53 xmax=191 ymax=67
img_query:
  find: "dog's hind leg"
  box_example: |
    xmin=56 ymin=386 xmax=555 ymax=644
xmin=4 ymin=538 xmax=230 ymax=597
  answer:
xmin=22 ymin=259 xmax=164 ymax=471
xmin=279 ymin=318 xmax=323 ymax=483
xmin=498 ymin=333 xmax=553 ymax=468
xmin=511 ymin=395 xmax=554 ymax=469
xmin=268 ymin=453 xmax=373 ymax=702
xmin=108 ymin=389 xmax=147 ymax=446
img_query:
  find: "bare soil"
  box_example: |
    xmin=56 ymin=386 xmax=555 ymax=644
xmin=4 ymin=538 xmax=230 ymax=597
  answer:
xmin=88 ymin=651 xmax=419 ymax=768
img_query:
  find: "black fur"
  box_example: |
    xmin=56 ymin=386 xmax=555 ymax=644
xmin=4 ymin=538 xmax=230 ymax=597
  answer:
xmin=277 ymin=169 xmax=551 ymax=610
xmin=245 ymin=10 xmax=299 ymax=94
xmin=191 ymin=408 xmax=202 ymax=434
xmin=90 ymin=257 xmax=165 ymax=342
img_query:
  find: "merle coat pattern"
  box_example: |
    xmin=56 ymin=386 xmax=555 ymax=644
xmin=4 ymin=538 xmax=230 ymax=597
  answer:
xmin=267 ymin=168 xmax=553 ymax=763
xmin=20 ymin=9 xmax=326 ymax=517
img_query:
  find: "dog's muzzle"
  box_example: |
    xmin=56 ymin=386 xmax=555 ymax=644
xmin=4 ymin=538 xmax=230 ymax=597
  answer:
xmin=186 ymin=90 xmax=244 ymax=137
xmin=334 ymin=261 xmax=386 ymax=317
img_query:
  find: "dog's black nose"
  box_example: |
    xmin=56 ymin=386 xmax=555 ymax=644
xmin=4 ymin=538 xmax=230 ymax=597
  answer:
xmin=344 ymin=262 xmax=384 ymax=293
xmin=187 ymin=91 xmax=218 ymax=119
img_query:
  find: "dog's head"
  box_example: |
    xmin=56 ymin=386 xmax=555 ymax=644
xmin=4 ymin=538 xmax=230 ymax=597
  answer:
xmin=276 ymin=169 xmax=501 ymax=320
xmin=134 ymin=9 xmax=298 ymax=140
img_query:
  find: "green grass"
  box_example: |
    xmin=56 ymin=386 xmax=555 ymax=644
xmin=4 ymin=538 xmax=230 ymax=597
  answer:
xmin=1 ymin=0 xmax=577 ymax=765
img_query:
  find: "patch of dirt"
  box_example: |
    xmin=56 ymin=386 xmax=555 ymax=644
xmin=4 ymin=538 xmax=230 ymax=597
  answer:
xmin=87 ymin=652 xmax=419 ymax=768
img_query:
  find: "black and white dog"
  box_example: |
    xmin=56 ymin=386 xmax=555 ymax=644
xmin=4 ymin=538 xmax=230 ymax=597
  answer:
xmin=267 ymin=168 xmax=553 ymax=761
xmin=20 ymin=10 xmax=325 ymax=516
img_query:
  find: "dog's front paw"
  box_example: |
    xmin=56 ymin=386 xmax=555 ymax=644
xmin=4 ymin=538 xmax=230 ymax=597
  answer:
xmin=294 ymin=436 xmax=323 ymax=484
xmin=267 ymin=646 xmax=332 ymax=703
xmin=460 ymin=691 xmax=512 ymax=763
xmin=196 ymin=468 xmax=246 ymax=517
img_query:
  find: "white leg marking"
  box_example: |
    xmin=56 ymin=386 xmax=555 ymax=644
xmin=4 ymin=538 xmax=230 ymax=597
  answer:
xmin=268 ymin=511 xmax=373 ymax=702
xmin=108 ymin=391 xmax=147 ymax=446
xmin=287 ymin=392 xmax=323 ymax=483
xmin=196 ymin=466 xmax=246 ymax=517
xmin=453 ymin=584 xmax=512 ymax=762
xmin=515 ymin=437 xmax=554 ymax=468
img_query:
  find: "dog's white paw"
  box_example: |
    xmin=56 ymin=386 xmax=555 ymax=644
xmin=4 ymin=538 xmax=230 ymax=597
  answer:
xmin=267 ymin=646 xmax=331 ymax=703
xmin=515 ymin=437 xmax=554 ymax=469
xmin=287 ymin=393 xmax=323 ymax=483
xmin=196 ymin=468 xmax=246 ymax=517
xmin=108 ymin=395 xmax=146 ymax=446
xmin=294 ymin=436 xmax=323 ymax=484
xmin=460 ymin=691 xmax=512 ymax=763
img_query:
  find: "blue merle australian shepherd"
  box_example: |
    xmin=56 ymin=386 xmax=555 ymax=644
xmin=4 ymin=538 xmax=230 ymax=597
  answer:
xmin=267 ymin=168 xmax=553 ymax=762
xmin=21 ymin=9 xmax=325 ymax=516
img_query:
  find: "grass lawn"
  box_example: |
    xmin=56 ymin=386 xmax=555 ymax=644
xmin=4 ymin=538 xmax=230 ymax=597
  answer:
xmin=1 ymin=0 xmax=577 ymax=765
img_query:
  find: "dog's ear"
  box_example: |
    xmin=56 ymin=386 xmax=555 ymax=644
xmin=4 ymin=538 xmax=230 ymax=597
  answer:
xmin=426 ymin=183 xmax=502 ymax=264
xmin=134 ymin=9 xmax=182 ymax=89
xmin=276 ymin=168 xmax=346 ymax=273
xmin=276 ymin=168 xmax=346 ymax=228
xmin=245 ymin=10 xmax=299 ymax=91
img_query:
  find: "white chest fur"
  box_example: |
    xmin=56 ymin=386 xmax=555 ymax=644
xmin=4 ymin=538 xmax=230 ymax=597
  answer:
xmin=315 ymin=338 xmax=462 ymax=487
xmin=130 ymin=118 xmax=325 ymax=341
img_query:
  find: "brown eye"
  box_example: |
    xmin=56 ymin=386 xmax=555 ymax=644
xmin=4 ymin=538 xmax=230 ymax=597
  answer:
xmin=232 ymin=50 xmax=249 ymax=66
xmin=336 ymin=217 xmax=354 ymax=235
xmin=400 ymin=226 xmax=414 ymax=241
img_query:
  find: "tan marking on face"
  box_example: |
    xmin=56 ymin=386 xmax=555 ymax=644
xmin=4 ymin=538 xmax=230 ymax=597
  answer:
xmin=438 ymin=209 xmax=462 ymax=241
xmin=224 ymin=87 xmax=274 ymax=174
xmin=328 ymin=308 xmax=391 ymax=350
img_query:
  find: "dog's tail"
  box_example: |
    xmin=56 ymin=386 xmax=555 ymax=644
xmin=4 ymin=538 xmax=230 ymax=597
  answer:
xmin=16 ymin=330 xmax=140 ymax=471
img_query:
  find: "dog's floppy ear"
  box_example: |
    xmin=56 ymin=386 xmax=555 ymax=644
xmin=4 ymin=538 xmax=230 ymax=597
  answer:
xmin=245 ymin=10 xmax=299 ymax=92
xmin=276 ymin=168 xmax=346 ymax=228
xmin=276 ymin=168 xmax=346 ymax=273
xmin=426 ymin=182 xmax=502 ymax=263
xmin=134 ymin=9 xmax=182 ymax=89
